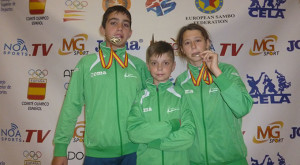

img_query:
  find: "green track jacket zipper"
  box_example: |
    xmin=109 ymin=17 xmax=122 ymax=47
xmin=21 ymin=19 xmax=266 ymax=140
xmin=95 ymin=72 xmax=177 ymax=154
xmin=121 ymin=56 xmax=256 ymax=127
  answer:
xmin=53 ymin=42 xmax=150 ymax=158
xmin=127 ymin=79 xmax=196 ymax=165
xmin=176 ymin=63 xmax=253 ymax=165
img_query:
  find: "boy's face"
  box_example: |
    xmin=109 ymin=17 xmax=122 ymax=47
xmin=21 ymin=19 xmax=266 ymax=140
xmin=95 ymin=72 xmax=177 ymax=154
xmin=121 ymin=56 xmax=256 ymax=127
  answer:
xmin=181 ymin=29 xmax=210 ymax=67
xmin=147 ymin=53 xmax=176 ymax=86
xmin=100 ymin=11 xmax=132 ymax=50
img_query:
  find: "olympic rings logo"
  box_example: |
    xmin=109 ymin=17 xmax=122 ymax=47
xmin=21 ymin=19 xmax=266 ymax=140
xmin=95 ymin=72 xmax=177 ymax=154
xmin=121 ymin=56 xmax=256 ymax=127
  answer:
xmin=28 ymin=69 xmax=48 ymax=78
xmin=65 ymin=0 xmax=88 ymax=9
xmin=23 ymin=150 xmax=42 ymax=160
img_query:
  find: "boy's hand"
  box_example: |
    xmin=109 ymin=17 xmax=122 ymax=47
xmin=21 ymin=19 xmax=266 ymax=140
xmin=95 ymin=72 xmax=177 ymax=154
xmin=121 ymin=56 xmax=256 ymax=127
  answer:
xmin=201 ymin=50 xmax=222 ymax=77
xmin=52 ymin=156 xmax=68 ymax=165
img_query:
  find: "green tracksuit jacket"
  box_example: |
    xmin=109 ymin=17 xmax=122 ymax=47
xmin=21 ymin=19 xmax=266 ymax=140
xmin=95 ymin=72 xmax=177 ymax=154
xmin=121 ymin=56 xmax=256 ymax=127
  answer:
xmin=127 ymin=79 xmax=196 ymax=165
xmin=175 ymin=63 xmax=253 ymax=165
xmin=53 ymin=42 xmax=150 ymax=158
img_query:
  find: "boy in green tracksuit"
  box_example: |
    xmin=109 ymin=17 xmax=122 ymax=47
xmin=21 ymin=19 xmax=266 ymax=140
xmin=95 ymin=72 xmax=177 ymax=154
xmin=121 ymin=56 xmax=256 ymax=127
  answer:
xmin=52 ymin=6 xmax=150 ymax=165
xmin=175 ymin=23 xmax=253 ymax=165
xmin=127 ymin=41 xmax=196 ymax=165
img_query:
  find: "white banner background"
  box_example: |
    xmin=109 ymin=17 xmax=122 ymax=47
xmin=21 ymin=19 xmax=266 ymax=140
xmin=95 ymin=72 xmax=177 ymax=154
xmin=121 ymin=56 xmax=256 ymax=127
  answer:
xmin=1 ymin=0 xmax=300 ymax=164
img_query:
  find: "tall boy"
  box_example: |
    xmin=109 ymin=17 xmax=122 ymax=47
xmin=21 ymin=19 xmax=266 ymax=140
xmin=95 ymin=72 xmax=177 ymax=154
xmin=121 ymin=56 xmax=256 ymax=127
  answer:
xmin=127 ymin=41 xmax=195 ymax=165
xmin=52 ymin=5 xmax=150 ymax=165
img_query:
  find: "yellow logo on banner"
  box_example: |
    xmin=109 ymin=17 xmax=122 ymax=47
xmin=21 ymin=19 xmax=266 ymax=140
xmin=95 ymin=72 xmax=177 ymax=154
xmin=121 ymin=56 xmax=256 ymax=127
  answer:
xmin=29 ymin=0 xmax=46 ymax=15
xmin=249 ymin=35 xmax=278 ymax=56
xmin=102 ymin=0 xmax=131 ymax=11
xmin=73 ymin=121 xmax=85 ymax=142
xmin=58 ymin=34 xmax=89 ymax=56
xmin=27 ymin=69 xmax=48 ymax=100
xmin=253 ymin=121 xmax=284 ymax=144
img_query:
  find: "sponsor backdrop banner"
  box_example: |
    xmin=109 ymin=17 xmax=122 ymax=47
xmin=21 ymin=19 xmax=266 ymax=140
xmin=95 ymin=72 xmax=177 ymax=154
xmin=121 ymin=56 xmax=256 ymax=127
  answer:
xmin=1 ymin=0 xmax=299 ymax=164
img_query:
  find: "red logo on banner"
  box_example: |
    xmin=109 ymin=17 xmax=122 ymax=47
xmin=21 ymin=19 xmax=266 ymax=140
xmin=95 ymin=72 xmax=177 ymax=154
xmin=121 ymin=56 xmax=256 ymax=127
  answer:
xmin=27 ymin=69 xmax=48 ymax=100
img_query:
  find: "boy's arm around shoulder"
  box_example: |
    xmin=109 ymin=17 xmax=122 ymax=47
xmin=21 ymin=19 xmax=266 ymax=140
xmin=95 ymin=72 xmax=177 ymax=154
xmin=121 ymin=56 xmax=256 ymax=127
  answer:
xmin=127 ymin=90 xmax=181 ymax=144
xmin=148 ymin=94 xmax=196 ymax=151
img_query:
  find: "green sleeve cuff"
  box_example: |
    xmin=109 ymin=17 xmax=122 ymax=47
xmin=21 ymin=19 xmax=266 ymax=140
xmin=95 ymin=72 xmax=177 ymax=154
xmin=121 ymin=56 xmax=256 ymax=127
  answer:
xmin=168 ymin=119 xmax=180 ymax=131
xmin=213 ymin=73 xmax=232 ymax=91
xmin=54 ymin=143 xmax=69 ymax=157
xmin=148 ymin=139 xmax=162 ymax=149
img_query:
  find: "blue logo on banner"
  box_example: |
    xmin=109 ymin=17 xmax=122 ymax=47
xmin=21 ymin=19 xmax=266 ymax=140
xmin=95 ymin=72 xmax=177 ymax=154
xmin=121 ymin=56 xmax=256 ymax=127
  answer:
xmin=1 ymin=123 xmax=22 ymax=142
xmin=246 ymin=70 xmax=291 ymax=104
xmin=287 ymin=40 xmax=300 ymax=52
xmin=3 ymin=39 xmax=28 ymax=56
xmin=95 ymin=40 xmax=142 ymax=52
xmin=248 ymin=0 xmax=286 ymax=18
xmin=251 ymin=152 xmax=287 ymax=165
xmin=145 ymin=0 xmax=176 ymax=16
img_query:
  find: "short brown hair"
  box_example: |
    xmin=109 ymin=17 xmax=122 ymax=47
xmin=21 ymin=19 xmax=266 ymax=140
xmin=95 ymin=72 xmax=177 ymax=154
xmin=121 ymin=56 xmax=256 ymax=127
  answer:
xmin=146 ymin=41 xmax=174 ymax=63
xmin=102 ymin=5 xmax=132 ymax=29
xmin=176 ymin=23 xmax=210 ymax=58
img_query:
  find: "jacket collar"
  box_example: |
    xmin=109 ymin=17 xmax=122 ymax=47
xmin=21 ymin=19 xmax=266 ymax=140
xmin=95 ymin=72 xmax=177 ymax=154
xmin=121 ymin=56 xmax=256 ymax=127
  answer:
xmin=100 ymin=41 xmax=126 ymax=59
xmin=146 ymin=78 xmax=173 ymax=92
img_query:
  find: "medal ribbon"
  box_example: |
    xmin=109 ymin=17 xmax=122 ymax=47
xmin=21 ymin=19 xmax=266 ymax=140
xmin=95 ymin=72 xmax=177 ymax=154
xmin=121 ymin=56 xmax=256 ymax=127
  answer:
xmin=99 ymin=48 xmax=128 ymax=69
xmin=190 ymin=62 xmax=213 ymax=86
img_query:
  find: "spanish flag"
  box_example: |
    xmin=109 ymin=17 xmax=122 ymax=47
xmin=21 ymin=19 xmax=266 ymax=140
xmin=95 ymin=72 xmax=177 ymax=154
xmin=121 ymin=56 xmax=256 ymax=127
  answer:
xmin=27 ymin=78 xmax=47 ymax=100
xmin=29 ymin=0 xmax=46 ymax=15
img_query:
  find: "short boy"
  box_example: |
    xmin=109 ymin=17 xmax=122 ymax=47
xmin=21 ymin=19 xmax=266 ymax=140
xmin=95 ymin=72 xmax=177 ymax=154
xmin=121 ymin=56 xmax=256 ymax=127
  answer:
xmin=127 ymin=41 xmax=195 ymax=165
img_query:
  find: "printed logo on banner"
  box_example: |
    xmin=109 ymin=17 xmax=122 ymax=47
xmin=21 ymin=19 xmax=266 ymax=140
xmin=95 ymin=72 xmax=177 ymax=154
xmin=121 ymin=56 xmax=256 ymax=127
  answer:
xmin=1 ymin=123 xmax=51 ymax=143
xmin=72 ymin=121 xmax=85 ymax=143
xmin=0 ymin=80 xmax=12 ymax=95
xmin=63 ymin=0 xmax=88 ymax=22
xmin=27 ymin=69 xmax=48 ymax=100
xmin=248 ymin=0 xmax=286 ymax=18
xmin=1 ymin=123 xmax=23 ymax=143
xmin=253 ymin=121 xmax=284 ymax=144
xmin=250 ymin=152 xmax=287 ymax=165
xmin=58 ymin=34 xmax=89 ymax=55
xmin=195 ymin=0 xmax=223 ymax=14
xmin=219 ymin=43 xmax=244 ymax=56
xmin=21 ymin=69 xmax=50 ymax=111
xmin=0 ymin=0 xmax=16 ymax=12
xmin=290 ymin=127 xmax=300 ymax=139
xmin=249 ymin=35 xmax=279 ymax=56
xmin=23 ymin=150 xmax=42 ymax=165
xmin=2 ymin=39 xmax=53 ymax=57
xmin=102 ymin=0 xmax=131 ymax=11
xmin=31 ymin=43 xmax=53 ymax=56
xmin=25 ymin=129 xmax=51 ymax=143
xmin=145 ymin=0 xmax=176 ymax=16
xmin=29 ymin=0 xmax=46 ymax=15
xmin=187 ymin=1 xmax=234 ymax=24
xmin=3 ymin=39 xmax=29 ymax=56
xmin=68 ymin=151 xmax=85 ymax=161
xmin=246 ymin=70 xmax=291 ymax=104
xmin=287 ymin=40 xmax=300 ymax=52
xmin=26 ymin=0 xmax=50 ymax=25
xmin=95 ymin=39 xmax=142 ymax=52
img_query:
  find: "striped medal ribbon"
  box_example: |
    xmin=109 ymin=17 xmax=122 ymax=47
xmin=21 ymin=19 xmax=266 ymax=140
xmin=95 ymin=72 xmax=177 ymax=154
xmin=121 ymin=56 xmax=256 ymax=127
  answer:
xmin=190 ymin=62 xmax=213 ymax=86
xmin=99 ymin=48 xmax=128 ymax=69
